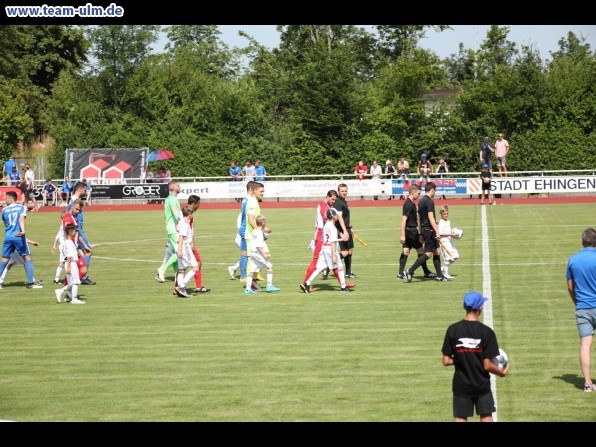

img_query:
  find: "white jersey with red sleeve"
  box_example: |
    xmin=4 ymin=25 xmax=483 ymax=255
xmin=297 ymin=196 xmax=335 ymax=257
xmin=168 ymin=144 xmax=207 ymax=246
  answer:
xmin=313 ymin=200 xmax=330 ymax=242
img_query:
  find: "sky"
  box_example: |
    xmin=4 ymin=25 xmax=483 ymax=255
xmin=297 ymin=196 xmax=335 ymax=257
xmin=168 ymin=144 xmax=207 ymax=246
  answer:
xmin=213 ymin=25 xmax=596 ymax=60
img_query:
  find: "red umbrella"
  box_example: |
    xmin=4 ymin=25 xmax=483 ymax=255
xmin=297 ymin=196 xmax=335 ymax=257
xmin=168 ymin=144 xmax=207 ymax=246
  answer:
xmin=147 ymin=149 xmax=175 ymax=162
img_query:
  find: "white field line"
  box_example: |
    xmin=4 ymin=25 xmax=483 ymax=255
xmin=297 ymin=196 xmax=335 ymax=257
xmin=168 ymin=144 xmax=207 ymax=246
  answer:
xmin=480 ymin=205 xmax=499 ymax=421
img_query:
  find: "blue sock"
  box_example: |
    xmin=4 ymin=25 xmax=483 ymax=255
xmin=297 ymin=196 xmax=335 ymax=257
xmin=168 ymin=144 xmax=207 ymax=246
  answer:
xmin=25 ymin=260 xmax=34 ymax=284
xmin=81 ymin=255 xmax=91 ymax=280
xmin=239 ymin=255 xmax=248 ymax=279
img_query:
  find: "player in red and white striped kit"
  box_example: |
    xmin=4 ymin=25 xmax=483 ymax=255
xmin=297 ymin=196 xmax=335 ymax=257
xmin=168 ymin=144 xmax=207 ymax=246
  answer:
xmin=301 ymin=209 xmax=352 ymax=293
xmin=302 ymin=190 xmax=354 ymax=291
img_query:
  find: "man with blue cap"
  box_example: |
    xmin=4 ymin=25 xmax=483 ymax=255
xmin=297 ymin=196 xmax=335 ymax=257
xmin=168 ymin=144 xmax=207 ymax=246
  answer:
xmin=441 ymin=291 xmax=510 ymax=422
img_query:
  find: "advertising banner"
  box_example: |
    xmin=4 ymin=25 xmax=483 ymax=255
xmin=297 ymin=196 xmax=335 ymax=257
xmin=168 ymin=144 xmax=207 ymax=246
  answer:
xmin=64 ymin=148 xmax=149 ymax=184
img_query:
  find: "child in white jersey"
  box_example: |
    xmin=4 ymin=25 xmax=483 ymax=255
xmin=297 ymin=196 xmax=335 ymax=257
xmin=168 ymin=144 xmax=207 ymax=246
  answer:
xmin=437 ymin=205 xmax=460 ymax=280
xmin=51 ymin=211 xmax=67 ymax=283
xmin=245 ymin=215 xmax=280 ymax=294
xmin=55 ymin=224 xmax=85 ymax=304
xmin=174 ymin=205 xmax=199 ymax=298
xmin=300 ymin=208 xmax=352 ymax=293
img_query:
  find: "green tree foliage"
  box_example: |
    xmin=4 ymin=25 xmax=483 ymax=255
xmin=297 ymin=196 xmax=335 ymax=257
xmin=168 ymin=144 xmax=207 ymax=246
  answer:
xmin=3 ymin=25 xmax=594 ymax=180
xmin=0 ymin=25 xmax=87 ymax=157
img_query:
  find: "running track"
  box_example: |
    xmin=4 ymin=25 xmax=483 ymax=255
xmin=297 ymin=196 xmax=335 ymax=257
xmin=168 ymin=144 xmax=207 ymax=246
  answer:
xmin=32 ymin=195 xmax=596 ymax=212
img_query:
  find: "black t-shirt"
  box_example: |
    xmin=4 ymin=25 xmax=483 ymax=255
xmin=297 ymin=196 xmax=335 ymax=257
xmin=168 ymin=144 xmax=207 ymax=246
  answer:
xmin=417 ymin=195 xmax=435 ymax=228
xmin=481 ymin=171 xmax=492 ymax=189
xmin=333 ymin=197 xmax=350 ymax=230
xmin=402 ymin=198 xmax=418 ymax=231
xmin=386 ymin=165 xmax=397 ymax=179
xmin=441 ymin=319 xmax=500 ymax=397
xmin=480 ymin=143 xmax=493 ymax=161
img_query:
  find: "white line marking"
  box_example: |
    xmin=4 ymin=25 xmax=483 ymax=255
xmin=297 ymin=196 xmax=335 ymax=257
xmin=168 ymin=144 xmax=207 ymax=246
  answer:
xmin=480 ymin=205 xmax=499 ymax=421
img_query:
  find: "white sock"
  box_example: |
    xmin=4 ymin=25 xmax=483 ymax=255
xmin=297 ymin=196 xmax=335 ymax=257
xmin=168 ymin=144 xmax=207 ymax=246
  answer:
xmin=267 ymin=271 xmax=273 ymax=287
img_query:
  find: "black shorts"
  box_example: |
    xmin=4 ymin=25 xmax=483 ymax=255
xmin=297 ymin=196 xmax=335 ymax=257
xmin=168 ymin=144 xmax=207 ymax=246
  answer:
xmin=453 ymin=392 xmax=495 ymax=418
xmin=420 ymin=227 xmax=440 ymax=253
xmin=338 ymin=234 xmax=354 ymax=251
xmin=403 ymin=228 xmax=422 ymax=250
xmin=482 ymin=182 xmax=491 ymax=191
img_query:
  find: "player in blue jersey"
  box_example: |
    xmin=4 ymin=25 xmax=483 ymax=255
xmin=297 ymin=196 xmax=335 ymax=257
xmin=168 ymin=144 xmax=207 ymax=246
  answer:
xmin=68 ymin=181 xmax=95 ymax=285
xmin=0 ymin=191 xmax=42 ymax=289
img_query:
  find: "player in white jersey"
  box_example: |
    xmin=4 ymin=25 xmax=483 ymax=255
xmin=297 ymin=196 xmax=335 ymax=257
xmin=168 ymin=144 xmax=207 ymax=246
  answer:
xmin=437 ymin=205 xmax=460 ymax=280
xmin=245 ymin=215 xmax=280 ymax=294
xmin=51 ymin=211 xmax=67 ymax=283
xmin=300 ymin=209 xmax=352 ymax=293
xmin=173 ymin=205 xmax=199 ymax=298
xmin=55 ymin=223 xmax=85 ymax=304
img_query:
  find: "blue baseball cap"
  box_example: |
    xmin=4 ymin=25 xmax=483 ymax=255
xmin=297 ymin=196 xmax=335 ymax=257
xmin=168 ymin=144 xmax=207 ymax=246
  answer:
xmin=483 ymin=164 xmax=489 ymax=168
xmin=464 ymin=291 xmax=488 ymax=310
xmin=421 ymin=153 xmax=427 ymax=158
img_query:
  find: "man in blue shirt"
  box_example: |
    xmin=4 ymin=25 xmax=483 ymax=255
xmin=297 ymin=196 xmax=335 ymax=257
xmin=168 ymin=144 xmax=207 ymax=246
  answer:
xmin=8 ymin=165 xmax=21 ymax=187
xmin=254 ymin=159 xmax=267 ymax=181
xmin=566 ymin=227 xmax=596 ymax=392
xmin=229 ymin=161 xmax=243 ymax=203
xmin=2 ymin=156 xmax=17 ymax=179
xmin=60 ymin=176 xmax=74 ymax=206
xmin=42 ymin=178 xmax=57 ymax=207
xmin=0 ymin=191 xmax=43 ymax=289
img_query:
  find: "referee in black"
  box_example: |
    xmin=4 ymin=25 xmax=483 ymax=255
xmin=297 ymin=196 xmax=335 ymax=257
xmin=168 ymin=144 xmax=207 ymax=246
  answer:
xmin=333 ymin=183 xmax=356 ymax=279
xmin=405 ymin=182 xmax=449 ymax=282
xmin=398 ymin=183 xmax=434 ymax=279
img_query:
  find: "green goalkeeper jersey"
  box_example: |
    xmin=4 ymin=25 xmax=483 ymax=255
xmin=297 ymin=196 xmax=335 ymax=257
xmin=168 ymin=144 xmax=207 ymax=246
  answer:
xmin=165 ymin=193 xmax=180 ymax=235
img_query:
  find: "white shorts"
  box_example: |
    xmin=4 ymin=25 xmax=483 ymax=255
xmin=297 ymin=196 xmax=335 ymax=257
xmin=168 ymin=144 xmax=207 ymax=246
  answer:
xmin=66 ymin=260 xmax=81 ymax=285
xmin=178 ymin=244 xmax=198 ymax=269
xmin=316 ymin=246 xmax=342 ymax=271
xmin=249 ymin=252 xmax=272 ymax=272
xmin=440 ymin=239 xmax=460 ymax=262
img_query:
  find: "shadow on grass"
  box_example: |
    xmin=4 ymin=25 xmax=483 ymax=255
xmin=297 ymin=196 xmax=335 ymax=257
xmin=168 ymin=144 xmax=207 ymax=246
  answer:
xmin=553 ymin=373 xmax=586 ymax=391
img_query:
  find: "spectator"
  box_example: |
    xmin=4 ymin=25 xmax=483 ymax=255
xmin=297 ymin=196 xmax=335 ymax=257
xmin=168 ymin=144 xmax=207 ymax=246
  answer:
xmin=60 ymin=176 xmax=73 ymax=206
xmin=20 ymin=163 xmax=40 ymax=211
xmin=436 ymin=157 xmax=449 ymax=199
xmin=242 ymin=160 xmax=256 ymax=182
xmin=385 ymin=160 xmax=398 ymax=200
xmin=144 ymin=166 xmax=155 ymax=183
xmin=354 ymin=160 xmax=368 ymax=200
xmin=83 ymin=179 xmax=92 ymax=206
xmin=42 ymin=178 xmax=57 ymax=207
xmin=566 ymin=227 xmax=596 ymax=392
xmin=417 ymin=153 xmax=433 ymax=184
xmin=397 ymin=156 xmax=410 ymax=200
xmin=229 ymin=161 xmax=243 ymax=203
xmin=494 ymin=132 xmax=510 ymax=177
xmin=370 ymin=160 xmax=383 ymax=200
xmin=2 ymin=156 xmax=17 ymax=180
xmin=229 ymin=162 xmax=242 ymax=181
xmin=479 ymin=136 xmax=494 ymax=171
xmin=254 ymin=159 xmax=267 ymax=182
xmin=8 ymin=165 xmax=21 ymax=187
